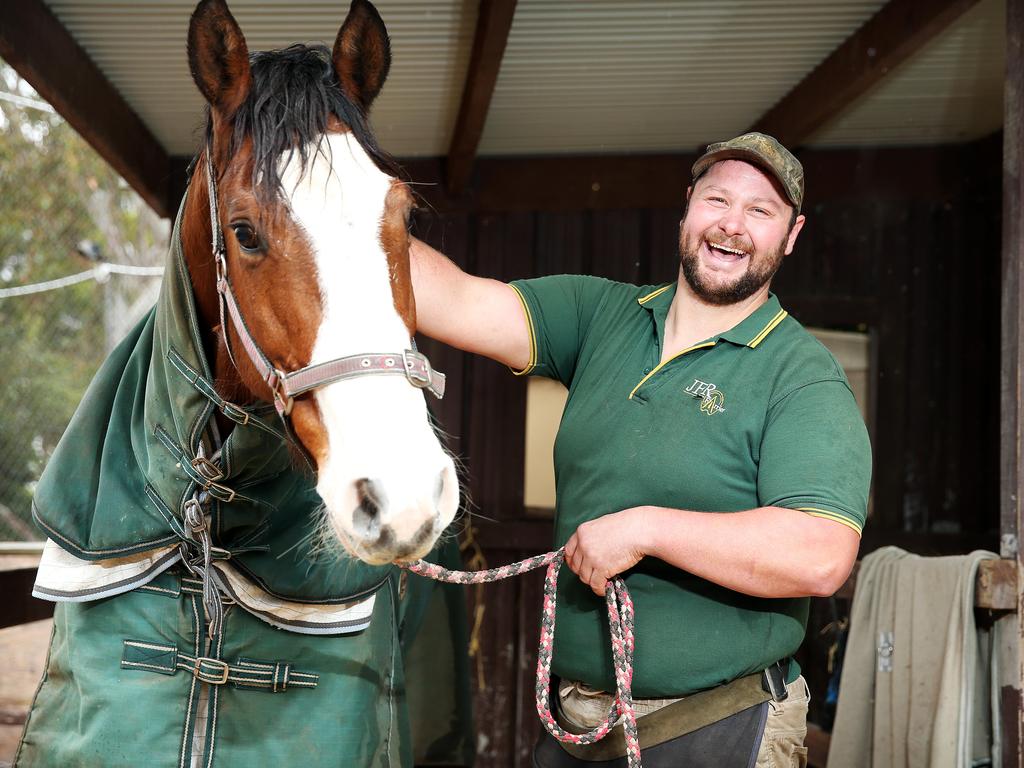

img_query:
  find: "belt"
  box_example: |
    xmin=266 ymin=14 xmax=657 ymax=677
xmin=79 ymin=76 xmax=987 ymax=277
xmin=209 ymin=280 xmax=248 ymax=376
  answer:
xmin=556 ymin=660 xmax=791 ymax=761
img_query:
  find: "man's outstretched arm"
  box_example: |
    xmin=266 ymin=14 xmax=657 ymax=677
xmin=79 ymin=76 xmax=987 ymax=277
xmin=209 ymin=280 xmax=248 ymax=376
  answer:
xmin=410 ymin=237 xmax=531 ymax=370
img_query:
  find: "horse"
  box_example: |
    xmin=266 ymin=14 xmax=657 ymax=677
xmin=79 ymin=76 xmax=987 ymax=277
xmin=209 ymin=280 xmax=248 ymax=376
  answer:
xmin=15 ymin=2 xmax=472 ymax=766
xmin=185 ymin=0 xmax=459 ymax=565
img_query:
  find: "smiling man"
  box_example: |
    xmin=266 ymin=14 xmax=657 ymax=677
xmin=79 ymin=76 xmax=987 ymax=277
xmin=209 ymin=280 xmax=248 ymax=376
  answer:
xmin=410 ymin=132 xmax=870 ymax=767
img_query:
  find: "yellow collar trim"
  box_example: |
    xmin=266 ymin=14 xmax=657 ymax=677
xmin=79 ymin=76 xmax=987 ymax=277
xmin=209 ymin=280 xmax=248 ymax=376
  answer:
xmin=628 ymin=341 xmax=717 ymax=400
xmin=637 ymin=285 xmax=672 ymax=305
xmin=747 ymin=309 xmax=788 ymax=348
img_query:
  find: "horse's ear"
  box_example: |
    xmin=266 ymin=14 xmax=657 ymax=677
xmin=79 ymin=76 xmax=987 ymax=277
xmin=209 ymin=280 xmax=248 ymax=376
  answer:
xmin=333 ymin=0 xmax=391 ymax=113
xmin=188 ymin=0 xmax=251 ymax=118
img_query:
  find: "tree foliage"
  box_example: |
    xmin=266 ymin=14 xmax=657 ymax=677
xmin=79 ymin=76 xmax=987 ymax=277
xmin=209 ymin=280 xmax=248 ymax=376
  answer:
xmin=0 ymin=62 xmax=168 ymax=540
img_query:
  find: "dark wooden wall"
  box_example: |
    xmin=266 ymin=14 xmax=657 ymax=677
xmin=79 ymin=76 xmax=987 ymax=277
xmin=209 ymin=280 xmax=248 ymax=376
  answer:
xmin=403 ymin=136 xmax=1004 ymax=766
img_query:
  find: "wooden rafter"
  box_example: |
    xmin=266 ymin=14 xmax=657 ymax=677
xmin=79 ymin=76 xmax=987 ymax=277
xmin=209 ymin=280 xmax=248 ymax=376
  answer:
xmin=445 ymin=0 xmax=517 ymax=196
xmin=405 ymin=144 xmax=977 ymax=214
xmin=750 ymin=0 xmax=981 ymax=148
xmin=0 ymin=0 xmax=171 ymax=217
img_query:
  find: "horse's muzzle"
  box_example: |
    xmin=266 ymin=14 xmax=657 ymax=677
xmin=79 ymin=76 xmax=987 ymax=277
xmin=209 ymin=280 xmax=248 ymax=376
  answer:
xmin=330 ymin=464 xmax=457 ymax=564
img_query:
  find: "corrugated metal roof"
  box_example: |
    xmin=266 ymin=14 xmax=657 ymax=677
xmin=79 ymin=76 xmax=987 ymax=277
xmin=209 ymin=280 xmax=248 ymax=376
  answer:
xmin=479 ymin=0 xmax=889 ymax=154
xmin=37 ymin=0 xmax=1006 ymax=159
xmin=808 ymin=0 xmax=1004 ymax=146
xmin=43 ymin=0 xmax=477 ymax=157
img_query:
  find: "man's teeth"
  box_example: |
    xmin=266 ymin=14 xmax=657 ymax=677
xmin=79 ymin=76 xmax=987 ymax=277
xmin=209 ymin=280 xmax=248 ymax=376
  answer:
xmin=708 ymin=242 xmax=747 ymax=256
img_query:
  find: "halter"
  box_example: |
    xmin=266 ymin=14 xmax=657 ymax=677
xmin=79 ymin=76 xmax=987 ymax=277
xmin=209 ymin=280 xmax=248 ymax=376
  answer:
xmin=204 ymin=150 xmax=446 ymax=419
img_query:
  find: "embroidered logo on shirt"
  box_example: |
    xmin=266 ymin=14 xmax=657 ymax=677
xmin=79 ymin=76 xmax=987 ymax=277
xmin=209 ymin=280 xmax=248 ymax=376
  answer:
xmin=685 ymin=379 xmax=726 ymax=415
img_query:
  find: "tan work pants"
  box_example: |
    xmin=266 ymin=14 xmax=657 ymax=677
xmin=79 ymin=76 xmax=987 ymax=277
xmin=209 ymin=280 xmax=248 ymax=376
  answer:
xmin=754 ymin=676 xmax=810 ymax=768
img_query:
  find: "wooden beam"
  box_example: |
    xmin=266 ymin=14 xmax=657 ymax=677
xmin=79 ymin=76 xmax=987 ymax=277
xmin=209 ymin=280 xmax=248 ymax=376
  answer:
xmin=750 ymin=0 xmax=981 ymax=148
xmin=445 ymin=0 xmax=517 ymax=196
xmin=407 ymin=143 xmax=985 ymax=214
xmin=833 ymin=559 xmax=1019 ymax=612
xmin=1001 ymin=0 xmax=1024 ymax=763
xmin=0 ymin=0 xmax=171 ymax=217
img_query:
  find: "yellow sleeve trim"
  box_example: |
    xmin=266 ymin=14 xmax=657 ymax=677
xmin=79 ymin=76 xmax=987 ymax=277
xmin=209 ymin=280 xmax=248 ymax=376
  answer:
xmin=637 ymin=285 xmax=672 ymax=305
xmin=748 ymin=309 xmax=788 ymax=348
xmin=796 ymin=507 xmax=863 ymax=536
xmin=508 ymin=283 xmax=537 ymax=376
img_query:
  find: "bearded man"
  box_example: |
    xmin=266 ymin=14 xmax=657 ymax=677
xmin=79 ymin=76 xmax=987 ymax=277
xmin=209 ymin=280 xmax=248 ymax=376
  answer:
xmin=409 ymin=133 xmax=870 ymax=767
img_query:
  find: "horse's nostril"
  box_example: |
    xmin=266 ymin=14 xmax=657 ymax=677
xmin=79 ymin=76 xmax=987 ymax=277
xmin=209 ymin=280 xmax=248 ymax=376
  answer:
xmin=353 ymin=477 xmax=385 ymax=537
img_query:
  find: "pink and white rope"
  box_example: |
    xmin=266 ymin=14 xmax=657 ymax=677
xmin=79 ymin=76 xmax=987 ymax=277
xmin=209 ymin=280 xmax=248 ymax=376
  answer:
xmin=400 ymin=547 xmax=642 ymax=767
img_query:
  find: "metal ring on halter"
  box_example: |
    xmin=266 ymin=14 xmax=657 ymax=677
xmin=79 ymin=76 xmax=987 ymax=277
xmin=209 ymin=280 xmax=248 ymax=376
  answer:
xmin=276 ymin=394 xmax=295 ymax=416
xmin=268 ymin=370 xmax=295 ymax=416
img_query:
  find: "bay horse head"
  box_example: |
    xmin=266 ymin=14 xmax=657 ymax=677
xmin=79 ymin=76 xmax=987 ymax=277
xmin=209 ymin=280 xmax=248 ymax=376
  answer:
xmin=183 ymin=0 xmax=458 ymax=565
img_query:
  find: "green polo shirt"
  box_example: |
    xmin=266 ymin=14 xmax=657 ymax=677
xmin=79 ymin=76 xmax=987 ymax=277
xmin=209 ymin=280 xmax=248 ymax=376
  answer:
xmin=508 ymin=275 xmax=871 ymax=697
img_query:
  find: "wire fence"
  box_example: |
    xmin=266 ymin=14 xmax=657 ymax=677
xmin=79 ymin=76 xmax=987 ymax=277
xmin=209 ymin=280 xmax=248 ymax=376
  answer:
xmin=0 ymin=265 xmax=166 ymax=541
xmin=0 ymin=60 xmax=169 ymax=541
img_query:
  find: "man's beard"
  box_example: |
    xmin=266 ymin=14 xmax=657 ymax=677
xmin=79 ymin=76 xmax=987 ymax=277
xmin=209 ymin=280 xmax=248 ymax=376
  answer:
xmin=679 ymin=229 xmax=787 ymax=306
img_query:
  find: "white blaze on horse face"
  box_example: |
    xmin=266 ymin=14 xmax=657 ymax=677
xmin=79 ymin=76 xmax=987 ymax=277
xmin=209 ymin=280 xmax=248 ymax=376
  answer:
xmin=279 ymin=132 xmax=458 ymax=563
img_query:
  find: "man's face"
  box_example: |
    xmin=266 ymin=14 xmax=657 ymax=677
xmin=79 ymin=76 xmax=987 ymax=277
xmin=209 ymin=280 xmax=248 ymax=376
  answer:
xmin=679 ymin=159 xmax=805 ymax=306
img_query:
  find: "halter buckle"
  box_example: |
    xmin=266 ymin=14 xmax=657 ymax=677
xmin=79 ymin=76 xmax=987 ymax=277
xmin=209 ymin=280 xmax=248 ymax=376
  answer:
xmin=402 ymin=349 xmax=445 ymax=399
xmin=403 ymin=349 xmax=432 ymax=389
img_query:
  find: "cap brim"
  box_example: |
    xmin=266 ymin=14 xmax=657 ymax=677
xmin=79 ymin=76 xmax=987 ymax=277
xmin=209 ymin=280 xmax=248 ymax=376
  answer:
xmin=691 ymin=148 xmax=800 ymax=210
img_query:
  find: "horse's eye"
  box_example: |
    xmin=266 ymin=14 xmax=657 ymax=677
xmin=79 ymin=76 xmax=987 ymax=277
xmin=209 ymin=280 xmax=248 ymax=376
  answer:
xmin=230 ymin=223 xmax=262 ymax=254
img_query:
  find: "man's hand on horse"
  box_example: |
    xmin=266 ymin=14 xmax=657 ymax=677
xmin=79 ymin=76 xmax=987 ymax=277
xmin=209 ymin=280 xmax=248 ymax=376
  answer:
xmin=564 ymin=509 xmax=647 ymax=596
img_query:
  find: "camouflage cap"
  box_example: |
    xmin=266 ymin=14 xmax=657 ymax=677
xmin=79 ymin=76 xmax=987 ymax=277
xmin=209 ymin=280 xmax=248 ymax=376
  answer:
xmin=691 ymin=132 xmax=804 ymax=212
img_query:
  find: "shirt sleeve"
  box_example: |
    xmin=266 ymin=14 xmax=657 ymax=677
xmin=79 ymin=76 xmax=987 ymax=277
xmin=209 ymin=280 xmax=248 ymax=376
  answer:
xmin=508 ymin=275 xmax=613 ymax=386
xmin=757 ymin=379 xmax=872 ymax=534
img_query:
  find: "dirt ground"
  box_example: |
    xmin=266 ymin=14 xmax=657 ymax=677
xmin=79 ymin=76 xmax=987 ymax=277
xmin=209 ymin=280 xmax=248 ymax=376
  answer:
xmin=0 ymin=618 xmax=50 ymax=766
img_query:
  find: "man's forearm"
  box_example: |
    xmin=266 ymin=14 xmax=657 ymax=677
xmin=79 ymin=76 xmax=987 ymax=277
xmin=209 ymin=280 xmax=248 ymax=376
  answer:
xmin=565 ymin=504 xmax=860 ymax=598
xmin=638 ymin=505 xmax=859 ymax=597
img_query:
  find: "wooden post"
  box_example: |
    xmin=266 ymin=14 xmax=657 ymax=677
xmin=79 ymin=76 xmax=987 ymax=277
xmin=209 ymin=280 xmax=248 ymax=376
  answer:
xmin=1001 ymin=0 xmax=1024 ymax=764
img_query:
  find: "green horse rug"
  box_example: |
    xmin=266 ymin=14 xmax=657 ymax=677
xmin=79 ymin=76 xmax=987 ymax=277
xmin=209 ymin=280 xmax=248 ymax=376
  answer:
xmin=16 ymin=1 xmax=472 ymax=766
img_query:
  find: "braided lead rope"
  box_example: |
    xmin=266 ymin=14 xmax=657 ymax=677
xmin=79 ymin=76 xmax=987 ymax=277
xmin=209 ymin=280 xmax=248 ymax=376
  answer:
xmin=400 ymin=547 xmax=642 ymax=767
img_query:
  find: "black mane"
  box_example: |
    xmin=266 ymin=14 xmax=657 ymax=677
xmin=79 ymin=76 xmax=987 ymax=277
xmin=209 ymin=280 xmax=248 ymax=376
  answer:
xmin=202 ymin=43 xmax=400 ymax=199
